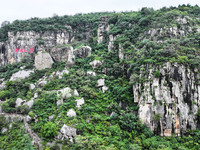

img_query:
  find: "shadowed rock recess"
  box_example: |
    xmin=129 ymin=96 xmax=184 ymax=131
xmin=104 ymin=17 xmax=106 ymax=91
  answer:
xmin=1 ymin=5 xmax=200 ymax=150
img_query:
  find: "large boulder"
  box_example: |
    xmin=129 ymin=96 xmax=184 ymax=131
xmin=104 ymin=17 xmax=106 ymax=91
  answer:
xmin=50 ymin=46 xmax=75 ymax=66
xmin=10 ymin=70 xmax=34 ymax=81
xmin=74 ymin=46 xmax=91 ymax=58
xmin=35 ymin=51 xmax=54 ymax=70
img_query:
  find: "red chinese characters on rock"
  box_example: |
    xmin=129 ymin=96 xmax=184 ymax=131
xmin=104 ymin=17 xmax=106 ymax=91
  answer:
xmin=15 ymin=47 xmax=33 ymax=53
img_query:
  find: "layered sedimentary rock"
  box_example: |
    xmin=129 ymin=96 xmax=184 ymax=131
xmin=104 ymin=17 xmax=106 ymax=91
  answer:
xmin=133 ymin=62 xmax=200 ymax=136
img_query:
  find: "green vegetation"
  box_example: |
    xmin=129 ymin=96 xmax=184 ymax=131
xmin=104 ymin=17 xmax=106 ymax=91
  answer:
xmin=0 ymin=4 xmax=200 ymax=150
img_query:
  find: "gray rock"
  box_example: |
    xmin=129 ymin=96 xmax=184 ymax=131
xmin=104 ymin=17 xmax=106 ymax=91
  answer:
xmin=35 ymin=51 xmax=54 ymax=70
xmin=38 ymin=80 xmax=47 ymax=88
xmin=24 ymin=98 xmax=34 ymax=109
xmin=89 ymin=60 xmax=103 ymax=69
xmin=57 ymin=99 xmax=63 ymax=106
xmin=67 ymin=109 xmax=76 ymax=117
xmin=50 ymin=46 xmax=75 ymax=67
xmin=49 ymin=114 xmax=55 ymax=121
xmin=29 ymin=84 xmax=35 ymax=90
xmin=10 ymin=70 xmax=34 ymax=81
xmin=87 ymin=71 xmax=96 ymax=76
xmin=76 ymin=98 xmax=85 ymax=109
xmin=57 ymin=87 xmax=72 ymax=99
xmin=1 ymin=128 xmax=8 ymax=133
xmin=60 ymin=124 xmax=77 ymax=138
xmin=34 ymin=93 xmax=38 ymax=99
xmin=102 ymin=86 xmax=108 ymax=93
xmin=15 ymin=98 xmax=25 ymax=108
xmin=0 ymin=81 xmax=6 ymax=90
xmin=56 ymin=69 xmax=69 ymax=79
xmin=74 ymin=46 xmax=92 ymax=58
xmin=97 ymin=79 xmax=105 ymax=87
xmin=73 ymin=89 xmax=79 ymax=97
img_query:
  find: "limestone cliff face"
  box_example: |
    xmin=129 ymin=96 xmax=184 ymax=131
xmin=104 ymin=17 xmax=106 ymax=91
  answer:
xmin=0 ymin=29 xmax=73 ymax=66
xmin=133 ymin=62 xmax=200 ymax=136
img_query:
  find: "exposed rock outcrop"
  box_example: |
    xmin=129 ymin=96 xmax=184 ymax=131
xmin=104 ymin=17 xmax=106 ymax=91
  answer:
xmin=97 ymin=16 xmax=109 ymax=44
xmin=74 ymin=46 xmax=91 ymax=58
xmin=89 ymin=60 xmax=103 ymax=69
xmin=67 ymin=109 xmax=76 ymax=117
xmin=133 ymin=62 xmax=200 ymax=136
xmin=10 ymin=70 xmax=34 ymax=81
xmin=50 ymin=46 xmax=75 ymax=66
xmin=35 ymin=51 xmax=54 ymax=70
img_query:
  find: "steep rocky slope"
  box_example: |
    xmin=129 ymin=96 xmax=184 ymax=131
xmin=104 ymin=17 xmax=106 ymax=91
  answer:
xmin=1 ymin=5 xmax=200 ymax=150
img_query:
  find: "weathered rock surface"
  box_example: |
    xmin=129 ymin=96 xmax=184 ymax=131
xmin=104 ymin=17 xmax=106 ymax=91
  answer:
xmin=97 ymin=79 xmax=105 ymax=87
xmin=29 ymin=84 xmax=35 ymax=90
xmin=74 ymin=46 xmax=91 ymax=58
xmin=50 ymin=46 xmax=75 ymax=66
xmin=87 ymin=71 xmax=96 ymax=76
xmin=73 ymin=89 xmax=79 ymax=97
xmin=10 ymin=70 xmax=34 ymax=81
xmin=35 ymin=51 xmax=54 ymax=70
xmin=133 ymin=62 xmax=200 ymax=136
xmin=15 ymin=98 xmax=25 ymax=108
xmin=56 ymin=69 xmax=69 ymax=79
xmin=67 ymin=109 xmax=76 ymax=117
xmin=76 ymin=98 xmax=85 ymax=109
xmin=0 ymin=29 xmax=72 ymax=66
xmin=97 ymin=16 xmax=109 ymax=44
xmin=57 ymin=87 xmax=72 ymax=99
xmin=1 ymin=127 xmax=8 ymax=133
xmin=90 ymin=60 xmax=103 ymax=69
xmin=60 ymin=124 xmax=77 ymax=139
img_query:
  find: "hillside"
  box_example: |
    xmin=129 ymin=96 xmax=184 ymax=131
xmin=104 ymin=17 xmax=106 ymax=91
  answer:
xmin=0 ymin=4 xmax=200 ymax=150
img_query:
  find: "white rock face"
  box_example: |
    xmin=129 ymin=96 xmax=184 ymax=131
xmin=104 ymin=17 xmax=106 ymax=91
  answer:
xmin=38 ymin=80 xmax=47 ymax=88
xmin=0 ymin=82 xmax=6 ymax=90
xmin=97 ymin=16 xmax=109 ymax=44
xmin=60 ymin=124 xmax=77 ymax=139
xmin=35 ymin=52 xmax=54 ymax=70
xmin=57 ymin=99 xmax=63 ymax=106
xmin=24 ymin=98 xmax=34 ymax=109
xmin=67 ymin=109 xmax=76 ymax=117
xmin=1 ymin=128 xmax=8 ymax=133
xmin=76 ymin=98 xmax=85 ymax=109
xmin=29 ymin=84 xmax=35 ymax=90
xmin=133 ymin=62 xmax=200 ymax=136
xmin=73 ymin=89 xmax=79 ymax=97
xmin=102 ymin=86 xmax=108 ymax=93
xmin=34 ymin=93 xmax=38 ymax=99
xmin=10 ymin=70 xmax=34 ymax=81
xmin=97 ymin=79 xmax=105 ymax=87
xmin=74 ymin=46 xmax=92 ymax=58
xmin=108 ymin=35 xmax=116 ymax=51
xmin=57 ymin=87 xmax=72 ymax=99
xmin=89 ymin=60 xmax=103 ymax=69
xmin=56 ymin=69 xmax=69 ymax=79
xmin=87 ymin=71 xmax=96 ymax=76
xmin=15 ymin=98 xmax=25 ymax=108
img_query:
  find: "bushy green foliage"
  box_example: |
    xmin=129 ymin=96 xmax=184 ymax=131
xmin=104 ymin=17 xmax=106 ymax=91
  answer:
xmin=41 ymin=122 xmax=58 ymax=138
